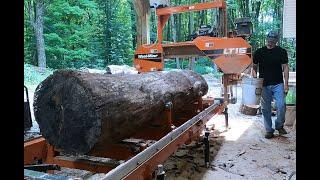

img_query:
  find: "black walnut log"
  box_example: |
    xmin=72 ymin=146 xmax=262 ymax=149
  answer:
xmin=34 ymin=69 xmax=208 ymax=154
xmin=239 ymin=104 xmax=258 ymax=116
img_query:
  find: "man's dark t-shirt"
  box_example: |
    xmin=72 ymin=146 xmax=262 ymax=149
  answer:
xmin=253 ymin=46 xmax=288 ymax=86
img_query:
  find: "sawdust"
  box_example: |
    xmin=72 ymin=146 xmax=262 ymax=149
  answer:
xmin=164 ymin=129 xmax=225 ymax=180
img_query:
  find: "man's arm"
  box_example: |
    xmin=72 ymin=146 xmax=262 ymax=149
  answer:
xmin=282 ymin=63 xmax=289 ymax=94
xmin=281 ymin=48 xmax=289 ymax=94
xmin=252 ymin=49 xmax=260 ymax=78
xmin=252 ymin=63 xmax=258 ymax=78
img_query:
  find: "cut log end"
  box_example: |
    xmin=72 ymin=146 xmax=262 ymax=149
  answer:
xmin=239 ymin=104 xmax=258 ymax=116
xmin=34 ymin=70 xmax=101 ymax=154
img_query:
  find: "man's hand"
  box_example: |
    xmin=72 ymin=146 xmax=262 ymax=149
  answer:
xmin=284 ymin=84 xmax=289 ymax=95
xmin=252 ymin=64 xmax=258 ymax=78
xmin=282 ymin=63 xmax=289 ymax=95
xmin=252 ymin=70 xmax=257 ymax=78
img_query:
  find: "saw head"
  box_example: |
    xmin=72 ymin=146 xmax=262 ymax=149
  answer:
xmin=193 ymin=36 xmax=252 ymax=74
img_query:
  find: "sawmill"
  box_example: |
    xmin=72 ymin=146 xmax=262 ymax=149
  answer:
xmin=23 ymin=0 xmax=296 ymax=179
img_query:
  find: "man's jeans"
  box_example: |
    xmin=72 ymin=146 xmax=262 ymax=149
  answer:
xmin=261 ymin=83 xmax=286 ymax=133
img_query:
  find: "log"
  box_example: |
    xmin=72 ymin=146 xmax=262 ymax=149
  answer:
xmin=239 ymin=104 xmax=258 ymax=116
xmin=33 ymin=70 xmax=208 ymax=154
xmin=292 ymin=118 xmax=296 ymax=131
xmin=284 ymin=105 xmax=296 ymax=126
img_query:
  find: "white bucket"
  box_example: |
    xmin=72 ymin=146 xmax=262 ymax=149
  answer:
xmin=241 ymin=77 xmax=264 ymax=105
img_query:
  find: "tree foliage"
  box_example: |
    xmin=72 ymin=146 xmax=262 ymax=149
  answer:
xmin=24 ymin=0 xmax=134 ymax=69
xmin=24 ymin=0 xmax=296 ymax=71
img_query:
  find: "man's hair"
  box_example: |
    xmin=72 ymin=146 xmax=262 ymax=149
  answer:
xmin=267 ymin=31 xmax=279 ymax=39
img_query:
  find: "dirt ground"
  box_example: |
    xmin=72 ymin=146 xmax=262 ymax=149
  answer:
xmin=24 ymin=73 xmax=296 ymax=180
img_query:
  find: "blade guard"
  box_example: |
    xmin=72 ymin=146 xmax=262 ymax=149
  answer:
xmin=213 ymin=55 xmax=251 ymax=74
xmin=193 ymin=36 xmax=252 ymax=74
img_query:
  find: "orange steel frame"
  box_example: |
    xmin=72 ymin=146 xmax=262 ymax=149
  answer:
xmin=133 ymin=0 xmax=251 ymax=78
xmin=134 ymin=0 xmax=230 ymax=73
xmin=156 ymin=0 xmax=227 ymax=43
xmin=24 ymin=98 xmax=225 ymax=179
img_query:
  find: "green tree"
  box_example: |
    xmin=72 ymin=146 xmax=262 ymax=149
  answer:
xmin=23 ymin=0 xmax=295 ymax=72
xmin=24 ymin=3 xmax=37 ymax=66
xmin=44 ymin=0 xmax=104 ymax=69
xmin=97 ymin=0 xmax=134 ymax=66
xmin=25 ymin=0 xmax=47 ymax=70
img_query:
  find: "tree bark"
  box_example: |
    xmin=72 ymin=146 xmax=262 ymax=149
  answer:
xmin=189 ymin=57 xmax=195 ymax=70
xmin=200 ymin=0 xmax=206 ymax=25
xmin=177 ymin=0 xmax=182 ymax=41
xmin=133 ymin=0 xmax=150 ymax=47
xmin=245 ymin=0 xmax=250 ymax=17
xmin=284 ymin=105 xmax=296 ymax=126
xmin=34 ymin=70 xmax=208 ymax=154
xmin=239 ymin=104 xmax=258 ymax=116
xmin=188 ymin=0 xmax=194 ymax=38
xmin=251 ymin=0 xmax=261 ymax=51
xmin=28 ymin=0 xmax=46 ymax=70
xmin=166 ymin=18 xmax=171 ymax=41
xmin=171 ymin=15 xmax=180 ymax=68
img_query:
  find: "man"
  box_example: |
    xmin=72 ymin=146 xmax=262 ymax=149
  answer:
xmin=252 ymin=30 xmax=289 ymax=139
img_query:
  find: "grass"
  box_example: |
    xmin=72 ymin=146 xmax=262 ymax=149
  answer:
xmin=24 ymin=63 xmax=54 ymax=90
xmin=286 ymin=89 xmax=296 ymax=105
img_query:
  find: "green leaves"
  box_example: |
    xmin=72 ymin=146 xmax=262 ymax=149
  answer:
xmin=286 ymin=90 xmax=296 ymax=104
xmin=24 ymin=0 xmax=136 ymax=69
xmin=24 ymin=0 xmax=295 ymax=72
xmin=42 ymin=0 xmax=104 ymax=69
xmin=101 ymin=0 xmax=134 ymax=65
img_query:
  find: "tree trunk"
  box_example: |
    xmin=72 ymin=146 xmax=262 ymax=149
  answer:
xmin=103 ymin=0 xmax=111 ymax=64
xmin=189 ymin=57 xmax=195 ymax=70
xmin=166 ymin=18 xmax=171 ymax=41
xmin=254 ymin=1 xmax=261 ymax=21
xmin=129 ymin=1 xmax=137 ymax=49
xmin=211 ymin=8 xmax=216 ymax=27
xmin=237 ymin=0 xmax=245 ymax=17
xmin=31 ymin=0 xmax=46 ymax=70
xmin=133 ymin=0 xmax=150 ymax=47
xmin=200 ymin=0 xmax=206 ymax=25
xmin=34 ymin=70 xmax=208 ymax=154
xmin=252 ymin=0 xmax=261 ymax=51
xmin=171 ymin=15 xmax=180 ymax=68
xmin=188 ymin=0 xmax=194 ymax=38
xmin=177 ymin=0 xmax=182 ymax=41
xmin=245 ymin=0 xmax=249 ymax=17
xmin=278 ymin=0 xmax=283 ymax=45
xmin=177 ymin=13 xmax=181 ymax=41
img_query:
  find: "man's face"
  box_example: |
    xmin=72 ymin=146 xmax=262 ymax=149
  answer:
xmin=266 ymin=37 xmax=278 ymax=49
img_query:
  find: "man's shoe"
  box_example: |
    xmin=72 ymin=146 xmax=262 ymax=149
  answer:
xmin=277 ymin=128 xmax=288 ymax=135
xmin=265 ymin=132 xmax=274 ymax=139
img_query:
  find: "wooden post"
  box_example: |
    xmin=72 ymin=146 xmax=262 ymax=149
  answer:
xmin=133 ymin=0 xmax=151 ymax=47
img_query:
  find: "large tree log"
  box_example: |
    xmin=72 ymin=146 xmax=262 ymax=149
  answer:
xmin=34 ymin=70 xmax=208 ymax=154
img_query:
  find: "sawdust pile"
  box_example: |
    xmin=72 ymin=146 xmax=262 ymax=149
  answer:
xmin=164 ymin=128 xmax=225 ymax=180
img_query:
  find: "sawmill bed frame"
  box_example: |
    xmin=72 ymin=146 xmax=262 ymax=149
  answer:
xmin=24 ymin=98 xmax=226 ymax=180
